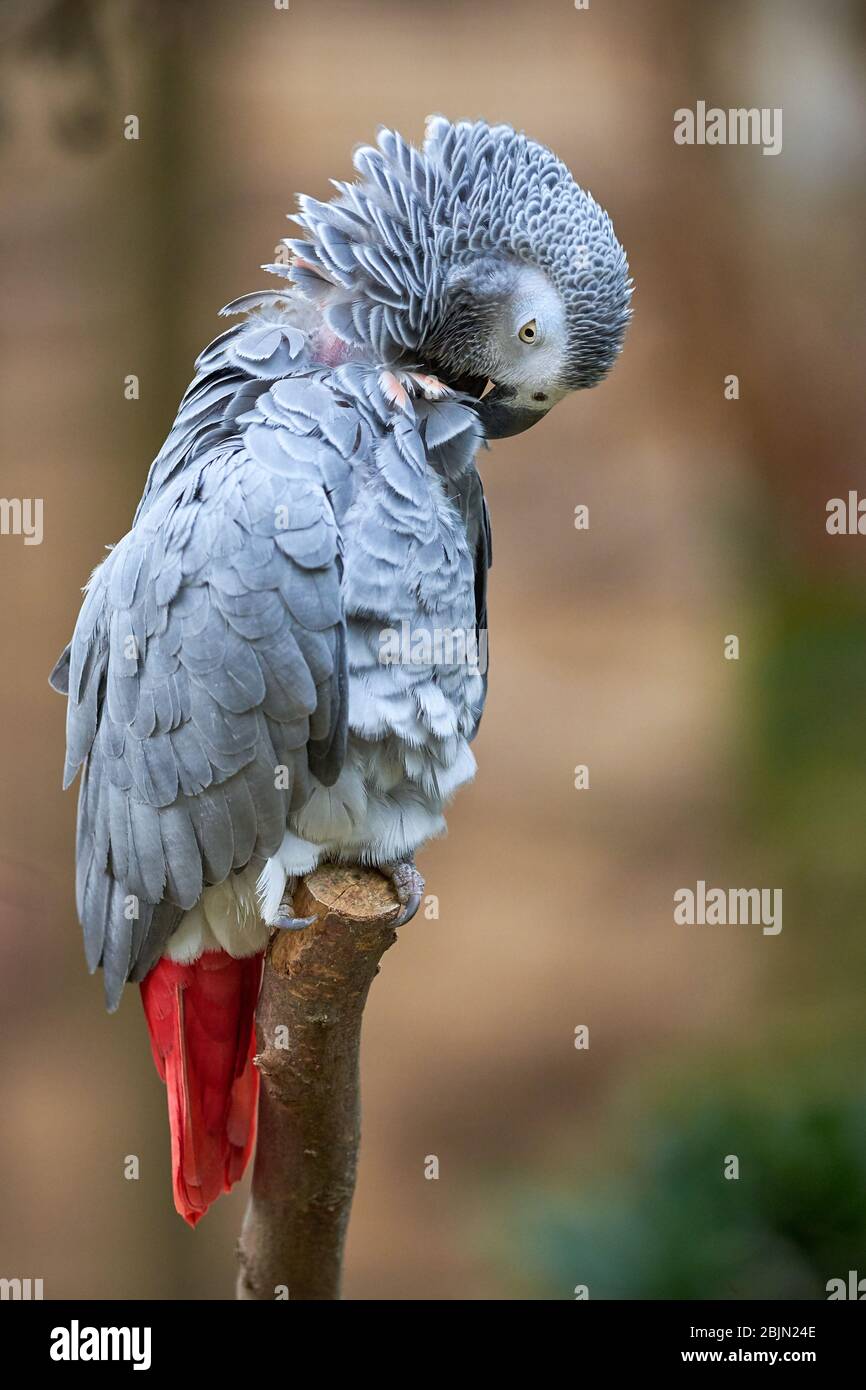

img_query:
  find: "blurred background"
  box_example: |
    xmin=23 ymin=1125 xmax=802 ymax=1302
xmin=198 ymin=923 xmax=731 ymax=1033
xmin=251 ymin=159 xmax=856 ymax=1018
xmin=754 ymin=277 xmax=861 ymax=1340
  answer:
xmin=1 ymin=0 xmax=864 ymax=1299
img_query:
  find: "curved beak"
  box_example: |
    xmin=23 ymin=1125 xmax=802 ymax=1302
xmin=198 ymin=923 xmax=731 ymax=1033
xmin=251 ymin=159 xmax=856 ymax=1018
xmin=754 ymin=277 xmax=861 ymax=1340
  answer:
xmin=474 ymin=385 xmax=551 ymax=439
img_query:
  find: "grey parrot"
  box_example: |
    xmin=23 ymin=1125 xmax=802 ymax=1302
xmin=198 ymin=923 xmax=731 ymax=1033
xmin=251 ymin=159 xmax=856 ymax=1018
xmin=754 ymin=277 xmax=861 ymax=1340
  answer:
xmin=50 ymin=117 xmax=631 ymax=1222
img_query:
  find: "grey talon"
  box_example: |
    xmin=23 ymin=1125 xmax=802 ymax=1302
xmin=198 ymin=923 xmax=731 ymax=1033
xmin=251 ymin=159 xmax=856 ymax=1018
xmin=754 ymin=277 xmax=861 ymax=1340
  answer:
xmin=274 ymin=914 xmax=317 ymax=931
xmin=395 ymin=892 xmax=422 ymax=927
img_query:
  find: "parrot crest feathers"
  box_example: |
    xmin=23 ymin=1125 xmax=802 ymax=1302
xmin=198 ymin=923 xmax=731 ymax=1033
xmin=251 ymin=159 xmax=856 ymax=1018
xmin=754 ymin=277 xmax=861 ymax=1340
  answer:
xmin=273 ymin=116 xmax=631 ymax=390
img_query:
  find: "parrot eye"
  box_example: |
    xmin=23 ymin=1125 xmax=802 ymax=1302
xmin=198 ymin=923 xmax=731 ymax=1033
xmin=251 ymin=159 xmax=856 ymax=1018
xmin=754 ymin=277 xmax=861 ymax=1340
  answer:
xmin=518 ymin=319 xmax=538 ymax=344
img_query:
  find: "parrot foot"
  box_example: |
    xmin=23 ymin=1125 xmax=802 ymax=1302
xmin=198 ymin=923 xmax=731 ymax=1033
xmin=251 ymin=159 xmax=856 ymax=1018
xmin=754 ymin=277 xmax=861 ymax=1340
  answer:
xmin=381 ymin=858 xmax=425 ymax=927
xmin=274 ymin=881 xmax=316 ymax=931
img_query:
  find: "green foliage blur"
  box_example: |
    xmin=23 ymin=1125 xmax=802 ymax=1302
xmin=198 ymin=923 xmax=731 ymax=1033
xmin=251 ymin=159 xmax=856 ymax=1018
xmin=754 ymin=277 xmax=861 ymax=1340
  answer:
xmin=496 ymin=1061 xmax=866 ymax=1299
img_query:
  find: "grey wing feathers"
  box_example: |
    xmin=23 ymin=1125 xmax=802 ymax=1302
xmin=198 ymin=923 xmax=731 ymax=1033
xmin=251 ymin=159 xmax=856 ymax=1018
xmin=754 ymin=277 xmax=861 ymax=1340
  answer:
xmin=133 ymin=291 xmax=306 ymax=524
xmin=56 ymin=356 xmax=352 ymax=1008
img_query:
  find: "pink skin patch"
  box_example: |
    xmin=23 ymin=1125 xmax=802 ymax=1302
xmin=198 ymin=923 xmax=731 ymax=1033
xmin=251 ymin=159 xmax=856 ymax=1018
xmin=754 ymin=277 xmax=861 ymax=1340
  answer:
xmin=313 ymin=326 xmax=354 ymax=367
xmin=310 ymin=323 xmax=454 ymax=404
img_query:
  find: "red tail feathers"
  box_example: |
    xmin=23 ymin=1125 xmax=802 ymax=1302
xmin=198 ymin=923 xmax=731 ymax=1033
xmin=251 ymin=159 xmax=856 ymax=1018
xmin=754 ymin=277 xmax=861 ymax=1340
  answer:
xmin=140 ymin=950 xmax=264 ymax=1226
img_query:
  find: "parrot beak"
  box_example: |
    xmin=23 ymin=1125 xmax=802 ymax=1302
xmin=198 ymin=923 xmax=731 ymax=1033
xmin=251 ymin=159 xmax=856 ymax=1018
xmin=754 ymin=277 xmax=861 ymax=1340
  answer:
xmin=474 ymin=384 xmax=552 ymax=438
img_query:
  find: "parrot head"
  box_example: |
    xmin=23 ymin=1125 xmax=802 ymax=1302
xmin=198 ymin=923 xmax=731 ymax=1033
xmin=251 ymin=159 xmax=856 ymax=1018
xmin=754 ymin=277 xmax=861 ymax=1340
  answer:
xmin=425 ymin=258 xmax=580 ymax=438
xmin=278 ymin=116 xmax=632 ymax=438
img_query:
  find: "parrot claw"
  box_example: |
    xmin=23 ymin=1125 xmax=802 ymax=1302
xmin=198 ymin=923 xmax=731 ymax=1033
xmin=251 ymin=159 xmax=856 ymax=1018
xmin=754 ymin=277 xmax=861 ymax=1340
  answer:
xmin=274 ymin=914 xmax=317 ymax=931
xmin=394 ymin=891 xmax=422 ymax=927
xmin=274 ymin=890 xmax=316 ymax=931
xmin=382 ymin=859 xmax=425 ymax=926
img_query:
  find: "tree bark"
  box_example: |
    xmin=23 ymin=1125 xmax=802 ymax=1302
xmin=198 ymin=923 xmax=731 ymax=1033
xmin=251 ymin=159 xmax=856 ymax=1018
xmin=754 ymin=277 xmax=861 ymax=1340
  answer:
xmin=235 ymin=863 xmax=401 ymax=1300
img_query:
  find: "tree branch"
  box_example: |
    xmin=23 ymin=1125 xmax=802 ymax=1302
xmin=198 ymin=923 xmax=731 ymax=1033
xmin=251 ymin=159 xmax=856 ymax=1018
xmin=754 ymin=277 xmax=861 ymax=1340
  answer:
xmin=235 ymin=863 xmax=401 ymax=1301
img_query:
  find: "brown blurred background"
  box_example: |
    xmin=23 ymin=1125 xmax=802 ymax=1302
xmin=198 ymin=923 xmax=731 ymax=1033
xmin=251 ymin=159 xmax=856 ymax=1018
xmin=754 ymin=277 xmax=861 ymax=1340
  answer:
xmin=1 ymin=0 xmax=864 ymax=1299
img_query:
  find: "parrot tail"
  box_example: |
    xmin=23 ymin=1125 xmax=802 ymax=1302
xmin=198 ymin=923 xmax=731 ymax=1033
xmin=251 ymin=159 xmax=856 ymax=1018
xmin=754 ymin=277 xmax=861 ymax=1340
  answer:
xmin=139 ymin=950 xmax=264 ymax=1227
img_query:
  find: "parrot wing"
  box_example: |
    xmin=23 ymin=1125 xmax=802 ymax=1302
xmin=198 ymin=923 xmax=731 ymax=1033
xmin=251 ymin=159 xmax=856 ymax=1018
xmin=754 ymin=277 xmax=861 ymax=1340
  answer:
xmin=51 ymin=362 xmax=367 ymax=1010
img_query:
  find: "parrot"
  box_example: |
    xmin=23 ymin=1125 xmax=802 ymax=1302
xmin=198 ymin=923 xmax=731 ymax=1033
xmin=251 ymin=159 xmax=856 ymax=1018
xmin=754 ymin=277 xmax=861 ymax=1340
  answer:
xmin=50 ymin=117 xmax=631 ymax=1225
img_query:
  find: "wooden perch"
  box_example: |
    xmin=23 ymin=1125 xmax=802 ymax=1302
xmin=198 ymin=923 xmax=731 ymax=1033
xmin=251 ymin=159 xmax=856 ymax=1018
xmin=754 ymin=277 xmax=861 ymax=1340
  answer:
xmin=235 ymin=863 xmax=401 ymax=1301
